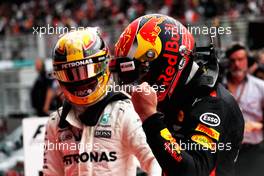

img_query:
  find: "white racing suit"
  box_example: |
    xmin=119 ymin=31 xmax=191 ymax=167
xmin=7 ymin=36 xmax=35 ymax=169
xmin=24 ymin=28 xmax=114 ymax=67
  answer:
xmin=43 ymin=99 xmax=161 ymax=176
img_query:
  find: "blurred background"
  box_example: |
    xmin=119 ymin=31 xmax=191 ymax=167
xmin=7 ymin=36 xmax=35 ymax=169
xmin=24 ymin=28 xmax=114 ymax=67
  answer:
xmin=0 ymin=0 xmax=263 ymax=175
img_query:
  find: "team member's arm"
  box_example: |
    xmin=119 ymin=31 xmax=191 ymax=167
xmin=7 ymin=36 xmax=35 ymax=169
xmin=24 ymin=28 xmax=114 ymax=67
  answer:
xmin=43 ymin=113 xmax=64 ymax=176
xmin=121 ymin=100 xmax=162 ymax=176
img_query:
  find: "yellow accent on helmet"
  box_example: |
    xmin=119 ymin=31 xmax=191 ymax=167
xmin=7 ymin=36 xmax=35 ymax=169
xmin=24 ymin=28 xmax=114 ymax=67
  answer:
xmin=134 ymin=33 xmax=162 ymax=62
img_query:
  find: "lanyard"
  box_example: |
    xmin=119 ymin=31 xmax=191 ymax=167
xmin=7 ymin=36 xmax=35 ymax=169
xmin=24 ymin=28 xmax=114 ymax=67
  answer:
xmin=235 ymin=82 xmax=246 ymax=104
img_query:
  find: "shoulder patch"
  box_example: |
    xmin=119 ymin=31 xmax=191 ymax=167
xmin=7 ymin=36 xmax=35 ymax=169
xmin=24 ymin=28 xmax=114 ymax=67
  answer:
xmin=199 ymin=112 xmax=220 ymax=127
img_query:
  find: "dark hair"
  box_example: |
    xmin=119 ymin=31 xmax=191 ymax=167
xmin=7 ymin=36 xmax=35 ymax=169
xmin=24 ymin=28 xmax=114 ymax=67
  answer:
xmin=225 ymin=44 xmax=246 ymax=59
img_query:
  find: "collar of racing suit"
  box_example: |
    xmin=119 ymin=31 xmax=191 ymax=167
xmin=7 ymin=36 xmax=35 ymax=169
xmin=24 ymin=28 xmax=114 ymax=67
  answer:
xmin=58 ymin=91 xmax=129 ymax=128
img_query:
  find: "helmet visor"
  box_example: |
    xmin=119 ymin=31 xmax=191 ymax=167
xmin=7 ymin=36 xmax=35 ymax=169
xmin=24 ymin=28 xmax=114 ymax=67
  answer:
xmin=53 ymin=56 xmax=108 ymax=83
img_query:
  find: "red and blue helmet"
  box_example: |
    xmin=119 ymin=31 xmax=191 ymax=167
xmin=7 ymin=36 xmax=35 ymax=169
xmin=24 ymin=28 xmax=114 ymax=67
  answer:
xmin=111 ymin=14 xmax=196 ymax=102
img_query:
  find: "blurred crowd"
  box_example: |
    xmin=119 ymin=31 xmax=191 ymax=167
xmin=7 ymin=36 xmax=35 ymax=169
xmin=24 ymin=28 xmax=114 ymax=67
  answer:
xmin=0 ymin=0 xmax=264 ymax=35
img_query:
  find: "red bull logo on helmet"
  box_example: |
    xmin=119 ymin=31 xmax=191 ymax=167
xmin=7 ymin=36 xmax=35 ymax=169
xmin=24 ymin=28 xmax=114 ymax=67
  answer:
xmin=138 ymin=16 xmax=164 ymax=46
xmin=132 ymin=16 xmax=165 ymax=62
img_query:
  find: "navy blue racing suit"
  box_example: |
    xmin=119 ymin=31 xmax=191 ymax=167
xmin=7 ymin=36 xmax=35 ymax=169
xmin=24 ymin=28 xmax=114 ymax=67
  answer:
xmin=142 ymin=83 xmax=244 ymax=176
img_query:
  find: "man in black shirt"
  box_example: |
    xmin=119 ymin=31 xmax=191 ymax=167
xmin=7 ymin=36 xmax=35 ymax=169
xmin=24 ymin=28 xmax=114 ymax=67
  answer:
xmin=30 ymin=58 xmax=53 ymax=116
xmin=110 ymin=14 xmax=244 ymax=176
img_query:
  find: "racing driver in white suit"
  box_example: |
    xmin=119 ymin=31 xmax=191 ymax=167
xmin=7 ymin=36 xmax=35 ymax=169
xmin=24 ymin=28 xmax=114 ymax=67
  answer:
xmin=43 ymin=28 xmax=161 ymax=176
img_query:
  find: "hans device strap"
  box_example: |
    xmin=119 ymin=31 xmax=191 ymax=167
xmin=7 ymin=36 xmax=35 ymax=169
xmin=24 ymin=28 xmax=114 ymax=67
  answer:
xmin=58 ymin=92 xmax=129 ymax=128
xmin=58 ymin=100 xmax=72 ymax=128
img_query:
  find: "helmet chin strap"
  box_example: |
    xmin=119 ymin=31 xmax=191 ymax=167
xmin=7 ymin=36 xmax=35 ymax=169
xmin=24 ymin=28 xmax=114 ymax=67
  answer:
xmin=185 ymin=61 xmax=199 ymax=85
